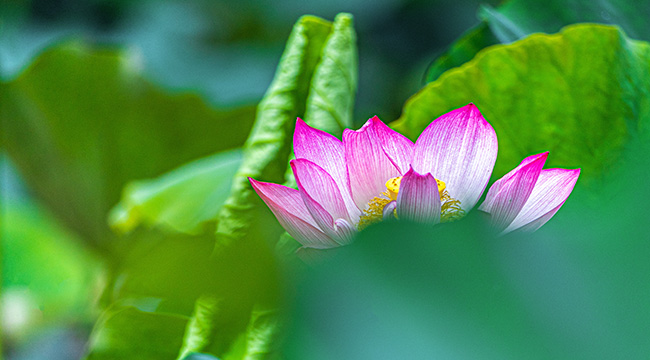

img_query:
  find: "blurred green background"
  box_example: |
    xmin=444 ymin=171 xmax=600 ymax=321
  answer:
xmin=2 ymin=0 xmax=650 ymax=359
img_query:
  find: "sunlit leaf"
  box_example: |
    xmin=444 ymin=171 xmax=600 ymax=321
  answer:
xmin=109 ymin=149 xmax=243 ymax=235
xmin=85 ymin=306 xmax=188 ymax=360
xmin=395 ymin=24 xmax=650 ymax=185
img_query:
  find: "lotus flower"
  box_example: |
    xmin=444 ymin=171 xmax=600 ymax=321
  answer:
xmin=249 ymin=104 xmax=580 ymax=250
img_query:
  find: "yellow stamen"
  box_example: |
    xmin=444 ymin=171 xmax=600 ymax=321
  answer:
xmin=385 ymin=177 xmax=401 ymax=200
xmin=357 ymin=176 xmax=465 ymax=230
xmin=357 ymin=196 xmax=392 ymax=230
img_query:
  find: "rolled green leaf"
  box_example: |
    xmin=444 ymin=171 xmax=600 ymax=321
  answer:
xmin=240 ymin=306 xmax=282 ymax=360
xmin=304 ymin=12 xmax=358 ymax=136
xmin=178 ymin=13 xmax=358 ymax=360
xmin=283 ymin=12 xmax=358 ymax=188
xmin=177 ymin=295 xmax=222 ymax=360
xmin=213 ymin=15 xmax=332 ymax=244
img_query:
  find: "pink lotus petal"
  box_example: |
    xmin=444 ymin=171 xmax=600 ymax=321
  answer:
xmin=334 ymin=219 xmax=356 ymax=245
xmin=479 ymin=152 xmax=548 ymax=209
xmin=367 ymin=116 xmax=414 ymax=174
xmin=502 ymin=168 xmax=581 ymax=234
xmin=412 ymin=103 xmax=498 ymax=211
xmin=294 ymin=118 xmax=360 ymax=221
xmin=396 ymin=167 xmax=442 ymax=224
xmin=291 ymin=159 xmax=352 ymax=245
xmin=515 ymin=202 xmax=564 ymax=233
xmin=249 ymin=178 xmax=339 ymax=248
xmin=479 ymin=152 xmax=548 ymax=231
xmin=382 ymin=201 xmax=397 ymax=220
xmin=344 ymin=119 xmax=401 ymax=211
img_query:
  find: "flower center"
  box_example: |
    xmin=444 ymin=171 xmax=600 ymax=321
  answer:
xmin=357 ymin=176 xmax=465 ymax=230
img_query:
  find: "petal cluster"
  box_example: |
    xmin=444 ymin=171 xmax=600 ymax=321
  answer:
xmin=250 ymin=104 xmax=580 ymax=251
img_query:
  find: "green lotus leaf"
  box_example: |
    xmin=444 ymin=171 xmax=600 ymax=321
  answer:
xmin=395 ymin=24 xmax=650 ymax=186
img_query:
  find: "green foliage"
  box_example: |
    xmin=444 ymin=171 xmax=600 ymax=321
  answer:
xmin=1 ymin=199 xmax=98 ymax=323
xmin=395 ymin=24 xmax=650 ymax=185
xmin=283 ymin=139 xmax=650 ymax=360
xmin=282 ymin=13 xmax=358 ymax=188
xmin=176 ymin=13 xmax=358 ymax=360
xmin=219 ymin=306 xmax=282 ymax=360
xmin=213 ymin=14 xmax=331 ymax=242
xmin=6 ymin=2 xmax=650 ymax=359
xmin=214 ymin=13 xmax=357 ymax=243
xmin=177 ymin=296 xmax=222 ymax=360
xmin=109 ymin=149 xmax=243 ymax=235
xmin=85 ymin=306 xmax=188 ymax=360
xmin=235 ymin=306 xmax=282 ymax=360
xmin=182 ymin=354 xmax=219 ymax=360
xmin=0 ymin=42 xmax=255 ymax=252
xmin=424 ymin=23 xmax=499 ymax=84
xmin=84 ymin=225 xmax=282 ymax=359
xmin=426 ymin=0 xmax=650 ymax=82
xmin=81 ymin=12 xmax=357 ymax=360
xmin=174 ymin=240 xmax=282 ymax=359
xmin=479 ymin=0 xmax=650 ymax=43
xmin=105 ymin=231 xmax=216 ymax=309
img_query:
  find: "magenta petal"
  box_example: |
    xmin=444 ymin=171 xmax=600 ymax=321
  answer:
xmin=293 ymin=118 xmax=360 ymax=220
xmin=382 ymin=201 xmax=397 ymax=220
xmin=344 ymin=118 xmax=401 ymax=211
xmin=515 ymin=202 xmax=564 ymax=233
xmin=249 ymin=178 xmax=339 ymax=248
xmin=412 ymin=104 xmax=498 ymax=211
xmin=367 ymin=116 xmax=414 ymax=174
xmin=502 ymin=168 xmax=581 ymax=234
xmin=479 ymin=152 xmax=548 ymax=231
xmin=291 ymin=159 xmax=353 ymax=244
xmin=334 ymin=219 xmax=356 ymax=245
xmin=480 ymin=152 xmax=547 ymax=209
xmin=396 ymin=167 xmax=441 ymax=224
